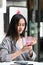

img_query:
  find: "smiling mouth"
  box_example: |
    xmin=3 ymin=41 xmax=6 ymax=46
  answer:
xmin=19 ymin=29 xmax=22 ymax=32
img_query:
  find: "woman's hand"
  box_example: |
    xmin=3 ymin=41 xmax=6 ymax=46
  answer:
xmin=25 ymin=36 xmax=37 ymax=46
xmin=32 ymin=37 xmax=37 ymax=45
xmin=21 ymin=45 xmax=33 ymax=53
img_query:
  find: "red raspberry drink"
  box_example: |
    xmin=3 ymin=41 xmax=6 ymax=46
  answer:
xmin=26 ymin=37 xmax=32 ymax=46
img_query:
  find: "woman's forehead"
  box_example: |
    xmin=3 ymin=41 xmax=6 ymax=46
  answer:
xmin=18 ymin=19 xmax=25 ymax=24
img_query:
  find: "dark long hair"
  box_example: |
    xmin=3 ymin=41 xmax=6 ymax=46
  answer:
xmin=6 ymin=14 xmax=27 ymax=40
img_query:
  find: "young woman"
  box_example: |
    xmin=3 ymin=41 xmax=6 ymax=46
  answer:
xmin=0 ymin=14 xmax=37 ymax=62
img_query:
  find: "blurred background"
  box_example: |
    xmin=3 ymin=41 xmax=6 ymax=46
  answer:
xmin=0 ymin=0 xmax=43 ymax=62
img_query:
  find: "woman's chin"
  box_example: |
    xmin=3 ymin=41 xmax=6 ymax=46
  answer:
xmin=19 ymin=32 xmax=23 ymax=34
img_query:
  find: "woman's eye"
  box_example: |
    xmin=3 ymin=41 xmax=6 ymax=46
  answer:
xmin=18 ymin=24 xmax=25 ymax=26
xmin=18 ymin=24 xmax=21 ymax=26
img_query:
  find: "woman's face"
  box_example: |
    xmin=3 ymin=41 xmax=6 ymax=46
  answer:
xmin=17 ymin=18 xmax=25 ymax=35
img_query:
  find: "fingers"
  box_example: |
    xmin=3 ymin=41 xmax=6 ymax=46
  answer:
xmin=21 ymin=45 xmax=33 ymax=53
xmin=32 ymin=37 xmax=37 ymax=45
xmin=25 ymin=36 xmax=37 ymax=46
xmin=24 ymin=45 xmax=32 ymax=51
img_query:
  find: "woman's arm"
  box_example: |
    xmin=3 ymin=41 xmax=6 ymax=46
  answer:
xmin=11 ymin=49 xmax=23 ymax=61
xmin=27 ymin=46 xmax=36 ymax=61
xmin=0 ymin=48 xmax=23 ymax=62
xmin=28 ymin=50 xmax=36 ymax=61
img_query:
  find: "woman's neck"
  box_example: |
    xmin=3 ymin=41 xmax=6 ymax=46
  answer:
xmin=18 ymin=36 xmax=21 ymax=39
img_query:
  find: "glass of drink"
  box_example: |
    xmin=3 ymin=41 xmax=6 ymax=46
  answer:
xmin=26 ymin=37 xmax=32 ymax=46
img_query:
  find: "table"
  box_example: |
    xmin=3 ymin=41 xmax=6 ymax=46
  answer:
xmin=0 ymin=61 xmax=43 ymax=65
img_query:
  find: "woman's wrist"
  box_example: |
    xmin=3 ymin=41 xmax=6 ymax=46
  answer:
xmin=20 ymin=48 xmax=24 ymax=54
xmin=20 ymin=46 xmax=27 ymax=54
xmin=29 ymin=50 xmax=33 ymax=57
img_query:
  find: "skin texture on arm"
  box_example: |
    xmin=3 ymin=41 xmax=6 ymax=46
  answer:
xmin=11 ymin=49 xmax=23 ymax=61
xmin=11 ymin=45 xmax=33 ymax=61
